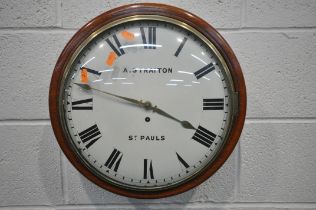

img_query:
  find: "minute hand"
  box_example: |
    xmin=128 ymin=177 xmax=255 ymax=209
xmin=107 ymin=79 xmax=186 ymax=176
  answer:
xmin=74 ymin=83 xmax=143 ymax=106
xmin=150 ymin=105 xmax=196 ymax=130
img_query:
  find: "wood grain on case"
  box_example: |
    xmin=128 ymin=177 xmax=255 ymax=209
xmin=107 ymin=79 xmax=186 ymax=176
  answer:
xmin=49 ymin=3 xmax=246 ymax=199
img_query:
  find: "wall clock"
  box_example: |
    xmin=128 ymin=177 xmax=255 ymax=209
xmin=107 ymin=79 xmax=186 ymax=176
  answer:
xmin=49 ymin=3 xmax=246 ymax=199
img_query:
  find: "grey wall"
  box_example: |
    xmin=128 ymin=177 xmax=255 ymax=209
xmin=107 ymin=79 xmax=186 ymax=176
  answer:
xmin=0 ymin=0 xmax=316 ymax=209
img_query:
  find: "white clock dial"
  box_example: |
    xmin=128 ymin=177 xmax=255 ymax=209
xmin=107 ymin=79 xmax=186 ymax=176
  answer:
xmin=61 ymin=19 xmax=233 ymax=190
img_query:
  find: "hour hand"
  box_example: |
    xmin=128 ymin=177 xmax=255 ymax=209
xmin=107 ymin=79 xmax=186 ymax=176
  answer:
xmin=80 ymin=67 xmax=102 ymax=76
xmin=150 ymin=105 xmax=196 ymax=130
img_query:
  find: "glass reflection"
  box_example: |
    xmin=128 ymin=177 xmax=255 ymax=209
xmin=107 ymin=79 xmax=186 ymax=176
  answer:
xmin=170 ymin=79 xmax=183 ymax=82
xmin=120 ymin=44 xmax=162 ymax=49
xmin=191 ymin=54 xmax=207 ymax=65
xmin=177 ymin=71 xmax=193 ymax=75
xmin=112 ymin=77 xmax=126 ymax=80
xmin=177 ymin=38 xmax=183 ymax=43
xmin=203 ymin=77 xmax=210 ymax=80
xmin=215 ymin=71 xmax=221 ymax=78
xmin=92 ymin=79 xmax=103 ymax=83
xmin=81 ymin=57 xmax=95 ymax=67
xmin=98 ymin=69 xmax=113 ymax=73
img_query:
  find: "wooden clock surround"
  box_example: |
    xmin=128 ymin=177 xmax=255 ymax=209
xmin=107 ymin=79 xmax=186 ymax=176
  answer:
xmin=49 ymin=3 xmax=246 ymax=199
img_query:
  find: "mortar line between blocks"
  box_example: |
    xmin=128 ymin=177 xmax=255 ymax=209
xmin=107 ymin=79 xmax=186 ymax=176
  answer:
xmin=246 ymin=118 xmax=316 ymax=124
xmin=219 ymin=27 xmax=316 ymax=33
xmin=54 ymin=203 xmax=316 ymax=208
xmin=61 ymin=155 xmax=69 ymax=204
xmin=0 ymin=119 xmax=50 ymax=125
xmin=56 ymin=0 xmax=63 ymax=27
xmin=59 ymin=150 xmax=66 ymax=204
xmin=240 ymin=0 xmax=247 ymax=28
xmin=0 ymin=207 xmax=56 ymax=210
xmin=234 ymin=141 xmax=241 ymax=200
xmin=1 ymin=27 xmax=316 ymax=33
xmin=2 ymin=202 xmax=316 ymax=209
xmin=0 ymin=28 xmax=76 ymax=33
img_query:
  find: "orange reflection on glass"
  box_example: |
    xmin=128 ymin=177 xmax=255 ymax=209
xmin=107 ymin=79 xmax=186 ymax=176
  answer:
xmin=81 ymin=68 xmax=88 ymax=83
xmin=106 ymin=51 xmax=117 ymax=66
xmin=121 ymin=30 xmax=135 ymax=41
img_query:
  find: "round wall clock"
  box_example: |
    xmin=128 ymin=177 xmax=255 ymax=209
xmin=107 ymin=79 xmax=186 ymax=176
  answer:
xmin=49 ymin=3 xmax=246 ymax=198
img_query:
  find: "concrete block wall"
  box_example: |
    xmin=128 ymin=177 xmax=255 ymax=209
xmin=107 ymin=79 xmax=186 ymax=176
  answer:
xmin=0 ymin=0 xmax=315 ymax=209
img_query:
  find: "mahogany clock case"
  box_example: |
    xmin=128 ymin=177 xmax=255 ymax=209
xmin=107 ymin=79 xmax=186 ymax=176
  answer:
xmin=49 ymin=3 xmax=246 ymax=198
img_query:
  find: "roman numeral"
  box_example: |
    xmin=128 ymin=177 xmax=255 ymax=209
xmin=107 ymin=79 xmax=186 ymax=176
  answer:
xmin=194 ymin=63 xmax=215 ymax=80
xmin=192 ymin=126 xmax=216 ymax=148
xmin=72 ymin=98 xmax=93 ymax=110
xmin=105 ymin=34 xmax=125 ymax=56
xmin=78 ymin=124 xmax=101 ymax=149
xmin=81 ymin=67 xmax=101 ymax=76
xmin=143 ymin=159 xmax=154 ymax=179
xmin=105 ymin=148 xmax=123 ymax=172
xmin=140 ymin=27 xmax=156 ymax=49
xmin=174 ymin=37 xmax=187 ymax=57
xmin=176 ymin=152 xmax=189 ymax=169
xmin=203 ymin=98 xmax=224 ymax=110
